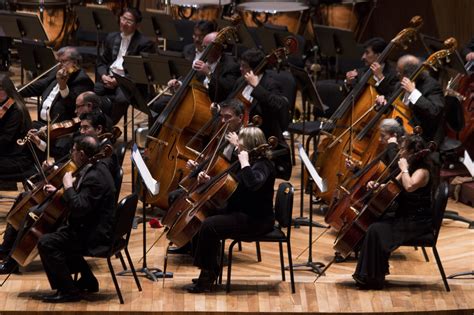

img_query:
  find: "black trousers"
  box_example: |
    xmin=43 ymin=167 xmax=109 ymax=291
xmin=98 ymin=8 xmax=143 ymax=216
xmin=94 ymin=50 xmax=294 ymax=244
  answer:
xmin=193 ymin=212 xmax=274 ymax=275
xmin=94 ymin=82 xmax=129 ymax=125
xmin=354 ymin=215 xmax=432 ymax=283
xmin=38 ymin=226 xmax=93 ymax=292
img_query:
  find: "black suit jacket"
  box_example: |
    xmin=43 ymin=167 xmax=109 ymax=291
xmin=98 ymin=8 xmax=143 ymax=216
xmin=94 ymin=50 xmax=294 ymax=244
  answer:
xmin=63 ymin=162 xmax=116 ymax=256
xmin=183 ymin=43 xmax=196 ymax=62
xmin=20 ymin=69 xmax=94 ymax=123
xmin=388 ymin=74 xmax=445 ymax=144
xmin=96 ymin=31 xmax=156 ymax=79
xmin=240 ymin=71 xmax=289 ymax=141
xmin=208 ymin=54 xmax=240 ymax=103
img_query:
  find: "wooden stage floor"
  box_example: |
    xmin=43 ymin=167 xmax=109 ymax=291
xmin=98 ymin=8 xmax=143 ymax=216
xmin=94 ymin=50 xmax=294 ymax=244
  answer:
xmin=0 ymin=66 xmax=472 ymax=314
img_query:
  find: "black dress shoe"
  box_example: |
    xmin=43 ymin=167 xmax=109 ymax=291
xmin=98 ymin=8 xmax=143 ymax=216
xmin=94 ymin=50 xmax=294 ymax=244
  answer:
xmin=75 ymin=277 xmax=99 ymax=293
xmin=167 ymin=243 xmax=191 ymax=255
xmin=42 ymin=290 xmax=82 ymax=303
xmin=186 ymin=269 xmax=217 ymax=293
xmin=0 ymin=259 xmax=19 ymax=274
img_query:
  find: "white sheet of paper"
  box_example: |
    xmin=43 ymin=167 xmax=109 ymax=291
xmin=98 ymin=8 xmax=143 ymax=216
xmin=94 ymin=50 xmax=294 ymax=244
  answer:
xmin=131 ymin=144 xmax=160 ymax=196
xmin=298 ymin=144 xmax=327 ymax=193
xmin=463 ymin=150 xmax=474 ymax=177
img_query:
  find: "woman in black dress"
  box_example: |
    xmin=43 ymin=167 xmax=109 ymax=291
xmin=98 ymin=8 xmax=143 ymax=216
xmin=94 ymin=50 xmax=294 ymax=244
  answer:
xmin=186 ymin=126 xmax=276 ymax=293
xmin=353 ymin=134 xmax=436 ymax=289
xmin=0 ymin=73 xmax=33 ymax=177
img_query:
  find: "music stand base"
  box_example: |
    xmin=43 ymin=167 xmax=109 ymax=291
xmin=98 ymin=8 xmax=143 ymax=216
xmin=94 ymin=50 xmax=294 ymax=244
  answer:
xmin=444 ymin=210 xmax=474 ymax=229
xmin=117 ymin=267 xmax=173 ymax=281
xmin=288 ymin=261 xmax=325 ymax=275
xmin=292 ymin=217 xmax=328 ymax=229
xmin=447 ymin=270 xmax=474 ymax=279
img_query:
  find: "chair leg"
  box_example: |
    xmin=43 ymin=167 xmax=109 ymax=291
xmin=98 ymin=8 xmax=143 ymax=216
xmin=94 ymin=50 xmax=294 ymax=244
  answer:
xmin=421 ymin=247 xmax=430 ymax=262
xmin=432 ymin=246 xmax=450 ymax=292
xmin=286 ymin=240 xmax=296 ymax=294
xmin=117 ymin=252 xmax=128 ymax=270
xmin=278 ymin=241 xmax=285 ymax=281
xmin=290 ymin=133 xmax=296 ymax=166
xmin=219 ymin=240 xmax=225 ymax=285
xmin=238 ymin=241 xmax=242 ymax=251
xmin=124 ymin=247 xmax=142 ymax=292
xmin=226 ymin=241 xmax=238 ymax=293
xmin=256 ymin=241 xmax=262 ymax=262
xmin=107 ymin=257 xmax=124 ymax=304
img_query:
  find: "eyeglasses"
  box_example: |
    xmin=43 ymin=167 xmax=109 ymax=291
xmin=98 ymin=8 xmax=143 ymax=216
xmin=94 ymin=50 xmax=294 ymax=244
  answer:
xmin=120 ymin=16 xmax=136 ymax=25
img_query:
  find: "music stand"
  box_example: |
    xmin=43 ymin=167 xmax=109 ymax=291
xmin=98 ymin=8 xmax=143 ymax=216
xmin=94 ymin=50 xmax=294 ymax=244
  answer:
xmin=146 ymin=53 xmax=192 ymax=83
xmin=143 ymin=10 xmax=182 ymax=42
xmin=16 ymin=40 xmax=56 ymax=84
xmin=252 ymin=25 xmax=293 ymax=54
xmin=314 ymin=24 xmax=361 ymax=77
xmin=74 ymin=5 xmax=119 ymax=56
xmin=0 ymin=11 xmax=49 ymax=41
xmin=287 ymin=65 xmax=329 ymax=221
xmin=215 ymin=18 xmax=257 ymax=55
xmin=119 ymin=144 xmax=173 ymax=281
xmin=287 ymin=144 xmax=328 ymax=275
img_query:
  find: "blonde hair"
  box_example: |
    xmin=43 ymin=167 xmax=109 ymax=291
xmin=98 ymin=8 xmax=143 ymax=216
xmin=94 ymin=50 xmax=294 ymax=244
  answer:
xmin=238 ymin=126 xmax=266 ymax=151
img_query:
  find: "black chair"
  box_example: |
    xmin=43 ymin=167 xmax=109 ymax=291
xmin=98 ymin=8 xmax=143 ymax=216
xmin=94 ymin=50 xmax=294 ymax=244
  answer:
xmin=221 ymin=182 xmax=296 ymax=293
xmin=87 ymin=194 xmax=142 ymax=303
xmin=0 ymin=167 xmax=37 ymax=201
xmin=399 ymin=181 xmax=451 ymax=291
xmin=115 ymin=142 xmax=127 ymax=168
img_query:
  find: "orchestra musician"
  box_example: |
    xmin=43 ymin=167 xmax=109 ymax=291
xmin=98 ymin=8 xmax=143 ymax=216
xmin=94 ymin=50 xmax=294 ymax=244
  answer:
xmin=166 ymin=99 xmax=244 ymax=255
xmin=233 ymin=48 xmax=289 ymax=141
xmin=353 ymin=134 xmax=437 ymax=290
xmin=38 ymin=135 xmax=116 ymax=302
xmin=186 ymin=126 xmax=276 ymax=293
xmin=461 ymin=37 xmax=474 ymax=62
xmin=344 ymin=37 xmax=399 ymax=96
xmin=151 ymin=31 xmax=240 ymax=116
xmin=183 ymin=20 xmax=216 ymax=63
xmin=375 ymin=54 xmax=446 ymax=145
xmin=94 ymin=7 xmax=156 ymax=125
xmin=0 ymin=73 xmax=34 ymax=178
xmin=19 ymin=47 xmax=94 ymax=126
xmin=26 ymin=91 xmax=111 ymax=162
xmin=149 ymin=19 xmax=216 ymax=117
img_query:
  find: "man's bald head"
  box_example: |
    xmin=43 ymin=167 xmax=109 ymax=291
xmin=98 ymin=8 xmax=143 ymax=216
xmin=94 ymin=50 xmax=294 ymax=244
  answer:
xmin=397 ymin=54 xmax=421 ymax=78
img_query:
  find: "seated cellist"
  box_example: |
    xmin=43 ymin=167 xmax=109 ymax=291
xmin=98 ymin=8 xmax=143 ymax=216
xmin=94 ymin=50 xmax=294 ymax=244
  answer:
xmin=353 ymin=134 xmax=437 ymax=290
xmin=185 ymin=126 xmax=276 ymax=293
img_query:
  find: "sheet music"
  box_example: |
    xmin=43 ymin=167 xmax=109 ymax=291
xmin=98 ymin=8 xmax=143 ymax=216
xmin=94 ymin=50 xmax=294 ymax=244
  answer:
xmin=298 ymin=144 xmax=327 ymax=193
xmin=131 ymin=144 xmax=160 ymax=196
xmin=462 ymin=150 xmax=474 ymax=177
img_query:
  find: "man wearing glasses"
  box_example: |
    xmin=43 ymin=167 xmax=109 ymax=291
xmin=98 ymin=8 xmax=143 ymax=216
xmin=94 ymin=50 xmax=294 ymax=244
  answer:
xmin=95 ymin=7 xmax=156 ymax=125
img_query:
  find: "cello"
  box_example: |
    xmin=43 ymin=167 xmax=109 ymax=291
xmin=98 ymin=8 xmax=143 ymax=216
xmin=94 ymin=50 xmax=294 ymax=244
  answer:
xmin=142 ymin=26 xmax=238 ymax=209
xmin=313 ymin=16 xmax=423 ymax=204
xmin=10 ymin=145 xmax=113 ymax=267
xmin=165 ymin=140 xmax=276 ymax=248
xmin=332 ymin=141 xmax=436 ymax=259
xmin=445 ymin=60 xmax=474 ymax=156
xmin=325 ymin=38 xmax=458 ymax=229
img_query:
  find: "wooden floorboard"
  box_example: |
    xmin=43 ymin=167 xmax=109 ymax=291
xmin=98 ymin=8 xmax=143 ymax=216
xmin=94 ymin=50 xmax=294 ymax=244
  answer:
xmin=0 ymin=64 xmax=473 ymax=313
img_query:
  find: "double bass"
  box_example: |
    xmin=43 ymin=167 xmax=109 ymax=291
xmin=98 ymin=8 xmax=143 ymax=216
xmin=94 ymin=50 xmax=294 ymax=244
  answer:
xmin=313 ymin=16 xmax=423 ymax=204
xmin=325 ymin=38 xmax=458 ymax=229
xmin=142 ymin=26 xmax=238 ymax=209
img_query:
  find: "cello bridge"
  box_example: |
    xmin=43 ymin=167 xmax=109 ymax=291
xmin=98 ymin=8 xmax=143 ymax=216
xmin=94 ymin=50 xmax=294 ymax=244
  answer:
xmin=28 ymin=212 xmax=39 ymax=221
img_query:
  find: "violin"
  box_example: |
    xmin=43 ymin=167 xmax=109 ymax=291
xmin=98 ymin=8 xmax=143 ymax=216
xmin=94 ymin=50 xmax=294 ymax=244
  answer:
xmin=17 ymin=117 xmax=81 ymax=146
xmin=0 ymin=98 xmax=15 ymax=119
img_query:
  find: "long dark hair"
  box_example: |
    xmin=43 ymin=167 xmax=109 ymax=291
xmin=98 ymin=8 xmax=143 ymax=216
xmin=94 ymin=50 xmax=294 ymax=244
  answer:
xmin=401 ymin=134 xmax=438 ymax=197
xmin=0 ymin=73 xmax=32 ymax=130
